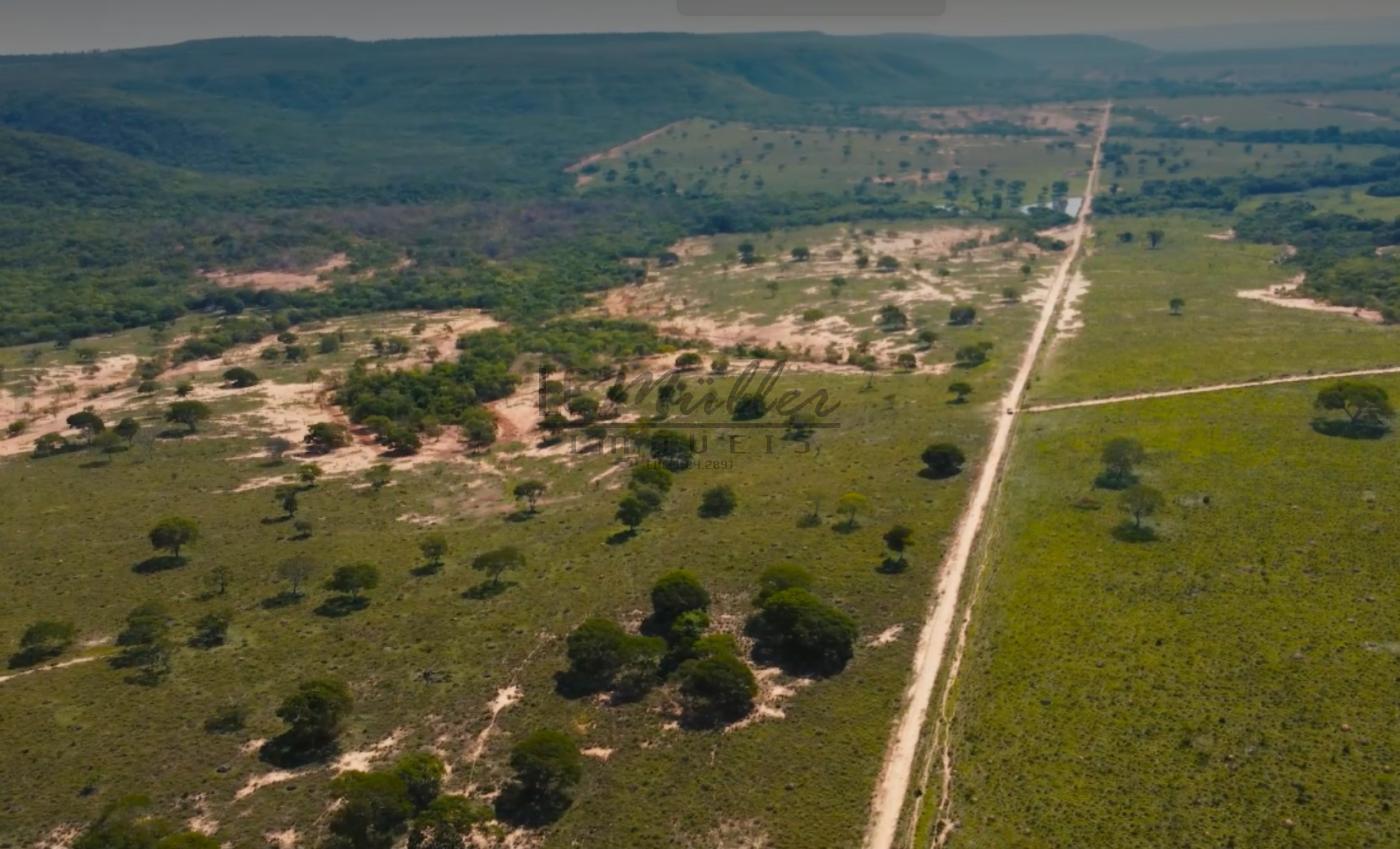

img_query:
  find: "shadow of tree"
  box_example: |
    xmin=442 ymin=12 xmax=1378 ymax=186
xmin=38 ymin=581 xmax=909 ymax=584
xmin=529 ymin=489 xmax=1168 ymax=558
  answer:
xmin=605 ymin=529 xmax=637 ymax=545
xmin=877 ymin=557 xmax=909 ymax=575
xmin=917 ymin=467 xmax=963 ymax=481
xmin=1093 ymin=470 xmax=1137 ymax=490
xmin=462 ymin=580 xmax=515 ymax=600
xmin=7 ymin=647 xmax=61 ymax=669
xmin=1311 ymin=417 xmax=1390 ymax=440
xmin=259 ymin=734 xmax=339 ymax=769
xmin=260 ymin=592 xmax=303 ymax=610
xmin=1111 ymin=522 xmax=1159 ymax=543
xmin=133 ymin=555 xmax=187 ymax=574
xmin=494 ymin=783 xmax=572 ymax=828
xmin=314 ymin=595 xmax=370 ymax=617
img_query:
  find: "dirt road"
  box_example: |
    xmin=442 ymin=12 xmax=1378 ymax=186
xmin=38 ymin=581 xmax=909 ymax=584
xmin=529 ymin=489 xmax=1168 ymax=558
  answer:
xmin=1025 ymin=365 xmax=1400 ymax=414
xmin=862 ymin=102 xmax=1113 ymax=849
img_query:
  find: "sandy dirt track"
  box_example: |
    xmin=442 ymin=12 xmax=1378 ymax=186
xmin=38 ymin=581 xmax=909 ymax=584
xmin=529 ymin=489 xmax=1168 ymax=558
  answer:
xmin=862 ymin=102 xmax=1113 ymax=849
xmin=1025 ymin=365 xmax=1400 ymax=414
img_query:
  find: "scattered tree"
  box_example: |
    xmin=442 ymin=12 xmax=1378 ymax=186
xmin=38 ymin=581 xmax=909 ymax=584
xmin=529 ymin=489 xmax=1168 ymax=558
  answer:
xmin=698 ymin=485 xmax=737 ymax=518
xmin=949 ymin=304 xmax=977 ymax=326
xmin=190 ymin=610 xmax=233 ymax=649
xmin=305 ymin=421 xmax=351 ymax=453
xmin=883 ymin=525 xmax=914 ymax=567
xmin=497 ymin=729 xmax=583 ymax=824
xmin=651 ymin=570 xmax=710 ymax=624
xmin=1314 ymin=381 xmax=1394 ymax=435
xmin=677 ymin=647 xmax=757 ymax=726
xmin=272 ymin=678 xmax=353 ymax=759
xmin=751 ymin=588 xmax=857 ymax=675
xmin=1120 ymin=484 xmax=1164 ymax=529
xmin=732 ymin=393 xmax=767 ymax=421
xmin=165 ymin=400 xmax=211 ymax=433
xmin=947 ymin=381 xmax=973 ymax=403
xmin=365 ymin=463 xmax=392 ymax=492
xmin=921 ymin=443 xmax=966 ymax=479
xmin=1098 ymin=437 xmax=1145 ymax=489
xmin=114 ymin=417 xmax=141 ymax=444
xmin=277 ymin=555 xmax=317 ymax=598
xmin=223 ymin=367 xmax=260 ymax=388
xmin=12 ymin=620 xmax=76 ymax=667
xmin=836 ymin=492 xmax=869 ymax=530
xmin=393 ymin=752 xmax=447 ymax=811
xmin=562 ymin=617 xmax=663 ymax=697
xmin=328 ymin=563 xmax=380 ymax=600
xmin=513 ymin=480 xmax=547 ymax=513
xmin=66 ymin=409 xmax=105 ymax=443
xmin=419 ymin=533 xmax=448 ymax=570
xmin=148 ymin=517 xmax=198 ymax=559
xmin=274 ymin=485 xmax=300 ymax=519
xmin=1169 ymin=297 xmax=1185 ymax=316
xmin=471 ymin=546 xmax=524 ymax=589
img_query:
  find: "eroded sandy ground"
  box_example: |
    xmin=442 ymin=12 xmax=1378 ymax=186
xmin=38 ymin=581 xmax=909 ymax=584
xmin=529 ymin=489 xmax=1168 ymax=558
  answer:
xmin=0 ymin=309 xmax=499 ymax=474
xmin=594 ymin=223 xmax=1037 ymax=372
xmin=1237 ymin=276 xmax=1386 ymax=323
xmin=203 ymin=253 xmax=351 ymax=293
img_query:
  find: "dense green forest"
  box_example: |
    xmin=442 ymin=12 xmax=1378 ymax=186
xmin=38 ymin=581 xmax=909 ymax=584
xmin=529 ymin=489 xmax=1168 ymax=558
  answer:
xmin=1235 ymin=201 xmax=1400 ymax=319
xmin=4 ymin=32 xmax=1399 ymax=345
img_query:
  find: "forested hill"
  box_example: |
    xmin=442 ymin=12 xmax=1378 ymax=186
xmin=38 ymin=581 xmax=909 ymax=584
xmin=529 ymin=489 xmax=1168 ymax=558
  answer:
xmin=0 ymin=32 xmax=1124 ymax=203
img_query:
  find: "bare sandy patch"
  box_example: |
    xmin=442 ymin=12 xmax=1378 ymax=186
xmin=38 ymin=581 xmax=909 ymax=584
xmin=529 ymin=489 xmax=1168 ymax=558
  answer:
xmin=0 ymin=653 xmax=100 ymax=685
xmin=867 ymin=625 xmax=905 ymax=648
xmin=333 ymin=727 xmax=407 ymax=774
xmin=204 ymin=253 xmax=349 ymax=293
xmin=1206 ymin=229 xmax=1236 ymax=241
xmin=1238 ymin=277 xmax=1385 ymax=323
xmin=0 ymin=354 xmax=143 ymax=457
xmin=1053 ymin=270 xmax=1092 ymax=341
xmin=581 ymin=747 xmax=615 ymax=761
xmin=264 ymin=828 xmax=299 ymax=849
xmin=235 ymin=768 xmax=301 ymax=801
xmin=467 ymin=685 xmax=523 ymax=764
xmin=727 ymin=666 xmax=810 ymax=731
xmin=34 ymin=825 xmax=81 ymax=849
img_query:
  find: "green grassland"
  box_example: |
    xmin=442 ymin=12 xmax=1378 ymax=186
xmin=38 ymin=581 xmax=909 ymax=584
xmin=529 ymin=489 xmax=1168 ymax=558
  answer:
xmin=1104 ymin=140 xmax=1392 ymax=193
xmin=1238 ymin=184 xmax=1400 ymax=219
xmin=941 ymin=380 xmax=1400 ymax=849
xmin=0 ymin=219 xmax=1050 ymax=846
xmin=580 ymin=119 xmax=1089 ymax=211
xmin=1116 ymin=92 xmax=1400 ymax=131
xmin=1030 ymin=214 xmax=1400 ymax=404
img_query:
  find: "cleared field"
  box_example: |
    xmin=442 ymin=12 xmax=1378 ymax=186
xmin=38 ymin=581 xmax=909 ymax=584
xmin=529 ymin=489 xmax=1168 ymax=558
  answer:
xmin=575 ymin=118 xmax=1089 ymax=210
xmin=1115 ymin=92 xmax=1400 ymax=131
xmin=1030 ymin=215 xmax=1400 ymax=405
xmin=940 ymin=381 xmax=1400 ymax=848
xmin=0 ymin=219 xmax=1052 ymax=848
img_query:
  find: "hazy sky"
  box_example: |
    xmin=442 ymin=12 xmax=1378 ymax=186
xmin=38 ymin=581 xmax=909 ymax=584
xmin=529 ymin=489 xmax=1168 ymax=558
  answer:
xmin=2 ymin=0 xmax=1397 ymax=54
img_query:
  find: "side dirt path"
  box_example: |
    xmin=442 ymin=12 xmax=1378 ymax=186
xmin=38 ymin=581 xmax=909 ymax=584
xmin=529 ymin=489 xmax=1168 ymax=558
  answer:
xmin=1026 ymin=365 xmax=1400 ymax=414
xmin=862 ymin=101 xmax=1114 ymax=849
